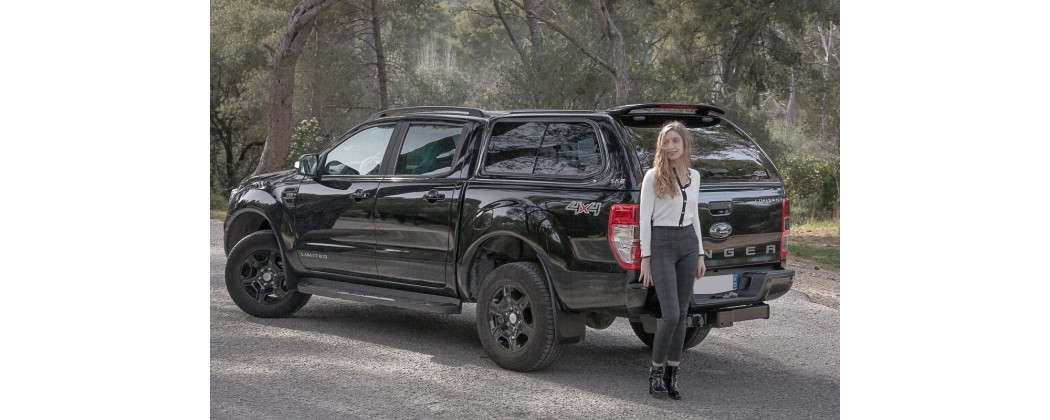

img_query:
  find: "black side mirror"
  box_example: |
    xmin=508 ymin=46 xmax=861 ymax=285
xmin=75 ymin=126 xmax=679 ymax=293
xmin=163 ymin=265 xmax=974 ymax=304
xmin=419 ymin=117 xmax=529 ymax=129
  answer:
xmin=296 ymin=154 xmax=319 ymax=177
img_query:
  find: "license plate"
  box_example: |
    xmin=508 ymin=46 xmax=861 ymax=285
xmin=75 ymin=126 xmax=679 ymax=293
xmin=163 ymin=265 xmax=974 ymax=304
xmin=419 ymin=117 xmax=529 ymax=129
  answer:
xmin=694 ymin=274 xmax=738 ymax=294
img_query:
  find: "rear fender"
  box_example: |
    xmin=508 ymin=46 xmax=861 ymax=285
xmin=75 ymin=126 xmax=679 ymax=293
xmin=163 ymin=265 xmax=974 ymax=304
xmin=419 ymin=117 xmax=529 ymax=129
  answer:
xmin=458 ymin=229 xmax=585 ymax=345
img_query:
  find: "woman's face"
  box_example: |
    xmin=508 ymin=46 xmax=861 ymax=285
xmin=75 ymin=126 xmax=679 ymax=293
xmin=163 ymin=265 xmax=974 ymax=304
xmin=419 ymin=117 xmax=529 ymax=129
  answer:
xmin=662 ymin=129 xmax=684 ymax=162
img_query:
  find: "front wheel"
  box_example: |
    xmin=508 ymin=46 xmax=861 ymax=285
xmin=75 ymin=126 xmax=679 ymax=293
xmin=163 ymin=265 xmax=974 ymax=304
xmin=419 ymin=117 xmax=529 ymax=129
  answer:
xmin=475 ymin=262 xmax=562 ymax=371
xmin=225 ymin=231 xmax=311 ymax=318
xmin=629 ymin=321 xmax=712 ymax=350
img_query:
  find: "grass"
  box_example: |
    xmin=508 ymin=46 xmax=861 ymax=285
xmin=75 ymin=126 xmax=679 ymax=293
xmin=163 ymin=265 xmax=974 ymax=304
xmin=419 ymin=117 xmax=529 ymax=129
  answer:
xmin=211 ymin=193 xmax=228 ymax=221
xmin=788 ymin=217 xmax=839 ymax=269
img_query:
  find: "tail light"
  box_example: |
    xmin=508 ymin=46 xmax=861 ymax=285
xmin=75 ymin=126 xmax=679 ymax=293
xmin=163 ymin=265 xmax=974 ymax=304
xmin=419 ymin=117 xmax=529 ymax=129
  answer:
xmin=780 ymin=198 xmax=790 ymax=260
xmin=608 ymin=204 xmax=641 ymax=270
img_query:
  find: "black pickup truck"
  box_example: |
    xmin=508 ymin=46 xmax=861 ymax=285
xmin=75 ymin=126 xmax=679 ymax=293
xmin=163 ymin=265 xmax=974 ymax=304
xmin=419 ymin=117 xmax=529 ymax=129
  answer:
xmin=223 ymin=103 xmax=794 ymax=371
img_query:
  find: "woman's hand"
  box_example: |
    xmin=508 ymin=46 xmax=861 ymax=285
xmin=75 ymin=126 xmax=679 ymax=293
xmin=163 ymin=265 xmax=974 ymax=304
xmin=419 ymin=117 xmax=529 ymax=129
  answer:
xmin=640 ymin=257 xmax=653 ymax=287
xmin=697 ymin=255 xmax=707 ymax=278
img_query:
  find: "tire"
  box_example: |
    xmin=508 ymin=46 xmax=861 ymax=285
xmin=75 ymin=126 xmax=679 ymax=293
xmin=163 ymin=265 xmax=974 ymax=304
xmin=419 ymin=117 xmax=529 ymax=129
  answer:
xmin=629 ymin=321 xmax=712 ymax=350
xmin=225 ymin=231 xmax=311 ymax=318
xmin=475 ymin=262 xmax=562 ymax=371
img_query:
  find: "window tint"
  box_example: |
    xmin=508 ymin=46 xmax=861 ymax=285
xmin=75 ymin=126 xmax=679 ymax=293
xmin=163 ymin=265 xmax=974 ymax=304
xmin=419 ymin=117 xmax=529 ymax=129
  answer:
xmin=484 ymin=121 xmax=602 ymax=177
xmin=322 ymin=125 xmax=395 ymax=176
xmin=620 ymin=117 xmax=779 ymax=182
xmin=393 ymin=124 xmax=463 ymax=176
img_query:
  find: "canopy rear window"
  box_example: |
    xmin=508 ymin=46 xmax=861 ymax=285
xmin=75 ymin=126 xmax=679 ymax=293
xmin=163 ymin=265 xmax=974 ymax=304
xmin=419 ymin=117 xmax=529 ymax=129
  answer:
xmin=618 ymin=115 xmax=779 ymax=182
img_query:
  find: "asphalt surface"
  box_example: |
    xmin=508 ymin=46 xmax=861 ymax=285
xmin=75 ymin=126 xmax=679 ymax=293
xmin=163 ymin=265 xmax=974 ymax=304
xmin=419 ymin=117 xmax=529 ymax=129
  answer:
xmin=211 ymin=220 xmax=839 ymax=419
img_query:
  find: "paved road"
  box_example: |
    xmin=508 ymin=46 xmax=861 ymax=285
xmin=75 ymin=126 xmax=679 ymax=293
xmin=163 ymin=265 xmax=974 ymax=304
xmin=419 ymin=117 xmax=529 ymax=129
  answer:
xmin=211 ymin=220 xmax=839 ymax=419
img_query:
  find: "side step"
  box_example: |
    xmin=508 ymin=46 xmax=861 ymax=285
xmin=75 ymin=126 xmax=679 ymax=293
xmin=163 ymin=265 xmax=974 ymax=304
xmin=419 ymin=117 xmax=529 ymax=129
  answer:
xmin=296 ymin=278 xmax=462 ymax=314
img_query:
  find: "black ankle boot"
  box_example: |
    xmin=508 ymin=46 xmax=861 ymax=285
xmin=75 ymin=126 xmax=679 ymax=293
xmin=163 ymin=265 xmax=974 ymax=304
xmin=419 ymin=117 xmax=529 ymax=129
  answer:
xmin=649 ymin=365 xmax=668 ymax=397
xmin=665 ymin=365 xmax=681 ymax=400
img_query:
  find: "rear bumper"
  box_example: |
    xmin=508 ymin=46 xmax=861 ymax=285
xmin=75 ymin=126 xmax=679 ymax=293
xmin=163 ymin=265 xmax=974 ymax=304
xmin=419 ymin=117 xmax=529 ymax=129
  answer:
xmin=625 ymin=268 xmax=795 ymax=317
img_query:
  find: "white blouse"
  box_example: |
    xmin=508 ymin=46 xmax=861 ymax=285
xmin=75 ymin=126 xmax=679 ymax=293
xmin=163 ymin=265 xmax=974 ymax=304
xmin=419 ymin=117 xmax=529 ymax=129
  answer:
xmin=639 ymin=168 xmax=705 ymax=258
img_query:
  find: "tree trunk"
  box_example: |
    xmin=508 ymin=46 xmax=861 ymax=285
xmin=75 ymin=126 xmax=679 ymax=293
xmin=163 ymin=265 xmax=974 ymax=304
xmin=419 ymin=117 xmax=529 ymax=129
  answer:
xmin=493 ymin=0 xmax=527 ymax=64
xmin=524 ymin=0 xmax=542 ymax=48
xmin=591 ymin=0 xmax=629 ymax=104
xmin=369 ymin=0 xmax=389 ymax=110
xmin=786 ymin=68 xmax=798 ymax=124
xmin=253 ymin=0 xmax=336 ymax=176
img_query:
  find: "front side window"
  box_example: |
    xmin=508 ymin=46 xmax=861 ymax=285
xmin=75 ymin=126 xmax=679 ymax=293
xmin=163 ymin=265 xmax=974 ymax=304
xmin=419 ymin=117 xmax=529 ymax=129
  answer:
xmin=483 ymin=121 xmax=603 ymax=177
xmin=393 ymin=124 xmax=464 ymax=176
xmin=322 ymin=125 xmax=395 ymax=176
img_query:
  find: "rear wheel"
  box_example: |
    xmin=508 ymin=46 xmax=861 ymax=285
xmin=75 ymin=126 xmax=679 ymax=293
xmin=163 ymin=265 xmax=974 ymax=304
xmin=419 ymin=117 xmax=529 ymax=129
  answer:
xmin=629 ymin=321 xmax=712 ymax=350
xmin=475 ymin=262 xmax=562 ymax=371
xmin=225 ymin=231 xmax=311 ymax=318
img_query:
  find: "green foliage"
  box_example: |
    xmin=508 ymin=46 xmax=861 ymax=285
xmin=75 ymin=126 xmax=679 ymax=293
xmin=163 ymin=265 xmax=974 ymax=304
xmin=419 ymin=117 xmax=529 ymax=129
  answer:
xmin=287 ymin=118 xmax=331 ymax=166
xmin=781 ymin=154 xmax=838 ymax=220
xmin=788 ymin=241 xmax=839 ymax=269
xmin=211 ymin=193 xmax=229 ymax=220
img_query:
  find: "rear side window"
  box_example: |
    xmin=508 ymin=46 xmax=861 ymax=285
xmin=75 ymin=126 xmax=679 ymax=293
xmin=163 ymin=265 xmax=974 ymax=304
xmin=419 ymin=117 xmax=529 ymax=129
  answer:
xmin=620 ymin=116 xmax=779 ymax=182
xmin=393 ymin=124 xmax=463 ymax=176
xmin=483 ymin=121 xmax=603 ymax=177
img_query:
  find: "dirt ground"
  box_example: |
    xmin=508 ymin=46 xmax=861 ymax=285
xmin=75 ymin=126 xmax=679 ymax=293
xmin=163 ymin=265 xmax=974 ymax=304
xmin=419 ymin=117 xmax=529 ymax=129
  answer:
xmin=786 ymin=232 xmax=840 ymax=310
xmin=788 ymin=257 xmax=840 ymax=310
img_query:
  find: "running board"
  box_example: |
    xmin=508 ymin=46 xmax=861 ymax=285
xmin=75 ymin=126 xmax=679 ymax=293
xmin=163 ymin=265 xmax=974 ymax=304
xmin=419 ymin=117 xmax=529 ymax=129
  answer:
xmin=296 ymin=278 xmax=462 ymax=314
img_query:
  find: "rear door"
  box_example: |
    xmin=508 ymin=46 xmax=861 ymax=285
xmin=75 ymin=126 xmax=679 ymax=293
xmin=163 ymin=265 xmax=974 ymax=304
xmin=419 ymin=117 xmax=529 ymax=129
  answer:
xmin=372 ymin=121 xmax=468 ymax=287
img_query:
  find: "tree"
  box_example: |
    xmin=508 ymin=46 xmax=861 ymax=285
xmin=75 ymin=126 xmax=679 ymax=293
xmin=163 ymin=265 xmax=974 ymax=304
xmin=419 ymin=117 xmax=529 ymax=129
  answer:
xmin=211 ymin=0 xmax=287 ymax=195
xmin=502 ymin=0 xmax=631 ymax=104
xmin=254 ymin=0 xmax=338 ymax=176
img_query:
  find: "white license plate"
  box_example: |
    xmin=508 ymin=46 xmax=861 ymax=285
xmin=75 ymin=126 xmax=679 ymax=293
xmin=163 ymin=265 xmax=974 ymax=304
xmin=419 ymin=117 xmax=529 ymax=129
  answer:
xmin=694 ymin=274 xmax=738 ymax=294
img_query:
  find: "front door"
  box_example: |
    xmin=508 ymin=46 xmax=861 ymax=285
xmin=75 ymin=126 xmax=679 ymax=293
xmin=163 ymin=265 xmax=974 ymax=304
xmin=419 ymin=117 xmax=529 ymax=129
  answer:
xmin=292 ymin=124 xmax=397 ymax=278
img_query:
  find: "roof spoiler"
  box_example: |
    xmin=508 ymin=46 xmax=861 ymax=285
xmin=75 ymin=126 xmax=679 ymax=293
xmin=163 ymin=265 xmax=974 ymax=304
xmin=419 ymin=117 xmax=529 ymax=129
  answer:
xmin=368 ymin=106 xmax=485 ymax=121
xmin=606 ymin=103 xmax=725 ymax=116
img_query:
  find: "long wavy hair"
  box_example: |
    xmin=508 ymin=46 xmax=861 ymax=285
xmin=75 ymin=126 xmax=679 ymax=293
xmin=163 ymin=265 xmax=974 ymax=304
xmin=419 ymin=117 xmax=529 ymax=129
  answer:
xmin=652 ymin=121 xmax=693 ymax=199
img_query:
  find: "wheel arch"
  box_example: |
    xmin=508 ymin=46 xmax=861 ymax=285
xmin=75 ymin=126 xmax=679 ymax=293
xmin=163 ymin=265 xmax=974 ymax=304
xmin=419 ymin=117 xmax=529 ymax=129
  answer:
xmin=461 ymin=231 xmax=587 ymax=346
xmin=224 ymin=207 xmax=274 ymax=256
xmin=457 ymin=231 xmax=554 ymax=305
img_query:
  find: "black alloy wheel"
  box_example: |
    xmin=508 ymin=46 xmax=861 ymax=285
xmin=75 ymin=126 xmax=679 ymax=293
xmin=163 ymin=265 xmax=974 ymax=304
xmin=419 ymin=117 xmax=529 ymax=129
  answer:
xmin=487 ymin=284 xmax=535 ymax=353
xmin=475 ymin=262 xmax=562 ymax=371
xmin=225 ymin=231 xmax=311 ymax=318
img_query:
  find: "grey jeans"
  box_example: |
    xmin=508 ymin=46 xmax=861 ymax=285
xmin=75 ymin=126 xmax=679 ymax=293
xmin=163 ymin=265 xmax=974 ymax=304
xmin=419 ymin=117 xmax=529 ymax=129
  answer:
xmin=650 ymin=225 xmax=699 ymax=364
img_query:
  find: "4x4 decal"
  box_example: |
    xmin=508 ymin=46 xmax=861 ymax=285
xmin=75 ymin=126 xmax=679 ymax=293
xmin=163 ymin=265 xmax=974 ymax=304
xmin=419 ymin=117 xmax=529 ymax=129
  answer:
xmin=566 ymin=201 xmax=602 ymax=216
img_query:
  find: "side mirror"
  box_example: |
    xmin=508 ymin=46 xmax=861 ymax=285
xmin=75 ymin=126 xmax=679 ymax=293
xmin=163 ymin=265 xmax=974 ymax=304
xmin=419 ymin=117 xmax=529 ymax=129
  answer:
xmin=297 ymin=154 xmax=319 ymax=177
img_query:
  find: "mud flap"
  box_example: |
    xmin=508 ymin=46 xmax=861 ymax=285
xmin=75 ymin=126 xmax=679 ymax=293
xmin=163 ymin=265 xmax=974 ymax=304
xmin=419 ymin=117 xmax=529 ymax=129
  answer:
xmin=556 ymin=308 xmax=586 ymax=344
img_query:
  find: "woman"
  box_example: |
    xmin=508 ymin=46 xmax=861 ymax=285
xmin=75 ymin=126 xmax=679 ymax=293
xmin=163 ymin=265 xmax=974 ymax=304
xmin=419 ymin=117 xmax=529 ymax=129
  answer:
xmin=638 ymin=121 xmax=706 ymax=400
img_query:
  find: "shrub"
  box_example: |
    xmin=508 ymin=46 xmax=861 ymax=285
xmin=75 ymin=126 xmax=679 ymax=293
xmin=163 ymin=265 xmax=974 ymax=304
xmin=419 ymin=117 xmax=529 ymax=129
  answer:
xmin=780 ymin=154 xmax=839 ymax=221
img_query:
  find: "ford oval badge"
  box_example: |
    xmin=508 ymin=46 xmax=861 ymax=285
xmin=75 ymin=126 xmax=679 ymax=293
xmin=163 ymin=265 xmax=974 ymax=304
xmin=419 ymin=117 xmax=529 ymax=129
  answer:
xmin=709 ymin=222 xmax=733 ymax=239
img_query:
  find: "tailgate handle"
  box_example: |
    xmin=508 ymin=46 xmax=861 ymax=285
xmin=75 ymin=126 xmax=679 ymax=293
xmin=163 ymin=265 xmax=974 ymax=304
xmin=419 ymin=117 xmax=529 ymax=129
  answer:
xmin=708 ymin=201 xmax=732 ymax=215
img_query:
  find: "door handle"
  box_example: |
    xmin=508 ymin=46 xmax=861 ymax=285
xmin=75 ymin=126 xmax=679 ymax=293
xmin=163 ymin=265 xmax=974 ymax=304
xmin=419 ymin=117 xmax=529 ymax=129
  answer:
xmin=351 ymin=189 xmax=369 ymax=202
xmin=422 ymin=189 xmax=446 ymax=203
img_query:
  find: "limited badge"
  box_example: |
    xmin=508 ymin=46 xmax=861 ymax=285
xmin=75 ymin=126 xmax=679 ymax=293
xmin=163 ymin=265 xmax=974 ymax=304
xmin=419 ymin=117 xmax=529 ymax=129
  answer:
xmin=565 ymin=201 xmax=602 ymax=216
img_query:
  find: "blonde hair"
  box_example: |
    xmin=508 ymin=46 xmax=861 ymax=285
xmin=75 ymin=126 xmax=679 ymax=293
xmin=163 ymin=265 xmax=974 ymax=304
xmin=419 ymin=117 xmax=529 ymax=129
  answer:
xmin=652 ymin=121 xmax=693 ymax=199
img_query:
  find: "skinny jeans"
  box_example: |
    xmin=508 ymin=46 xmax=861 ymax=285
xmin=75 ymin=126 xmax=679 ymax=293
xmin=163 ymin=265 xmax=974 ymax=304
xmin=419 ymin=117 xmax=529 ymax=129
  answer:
xmin=650 ymin=225 xmax=699 ymax=364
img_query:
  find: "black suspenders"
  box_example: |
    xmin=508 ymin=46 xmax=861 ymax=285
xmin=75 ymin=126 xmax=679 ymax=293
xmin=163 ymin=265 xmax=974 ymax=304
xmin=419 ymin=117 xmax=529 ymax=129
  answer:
xmin=671 ymin=167 xmax=688 ymax=227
